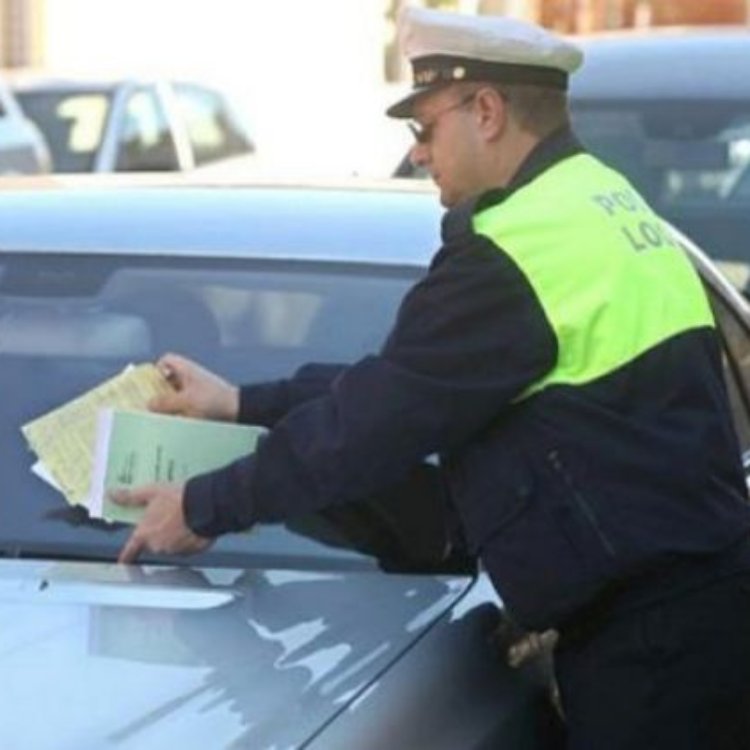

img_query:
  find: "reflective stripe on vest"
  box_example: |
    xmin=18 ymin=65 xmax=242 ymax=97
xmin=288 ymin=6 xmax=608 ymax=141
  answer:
xmin=473 ymin=153 xmax=715 ymax=398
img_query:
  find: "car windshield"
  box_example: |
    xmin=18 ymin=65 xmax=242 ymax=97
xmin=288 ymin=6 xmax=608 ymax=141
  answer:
xmin=15 ymin=88 xmax=112 ymax=172
xmin=0 ymin=251 xmax=430 ymax=570
xmin=572 ymin=99 xmax=750 ymax=289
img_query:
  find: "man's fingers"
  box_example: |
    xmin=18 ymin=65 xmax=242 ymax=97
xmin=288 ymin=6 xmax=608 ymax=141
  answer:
xmin=118 ymin=531 xmax=146 ymax=564
xmin=113 ymin=482 xmax=209 ymax=564
xmin=158 ymin=352 xmax=190 ymax=372
xmin=156 ymin=353 xmax=191 ymax=386
xmin=109 ymin=485 xmax=158 ymax=507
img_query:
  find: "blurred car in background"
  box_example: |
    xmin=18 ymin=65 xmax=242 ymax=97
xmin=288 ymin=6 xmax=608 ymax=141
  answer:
xmin=9 ymin=75 xmax=255 ymax=173
xmin=0 ymin=75 xmax=50 ymax=174
xmin=395 ymin=27 xmax=750 ymax=293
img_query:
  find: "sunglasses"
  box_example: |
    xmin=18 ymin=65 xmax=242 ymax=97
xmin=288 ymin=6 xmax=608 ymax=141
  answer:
xmin=407 ymin=92 xmax=478 ymax=145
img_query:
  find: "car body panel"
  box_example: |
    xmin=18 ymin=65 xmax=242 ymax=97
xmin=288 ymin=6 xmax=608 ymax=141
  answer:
xmin=0 ymin=181 xmax=441 ymax=262
xmin=0 ymin=558 xmax=478 ymax=749
xmin=0 ymin=180 xmax=562 ymax=748
xmin=1 ymin=179 xmax=749 ymax=748
xmin=571 ymin=27 xmax=750 ymax=101
xmin=307 ymin=574 xmax=558 ymax=750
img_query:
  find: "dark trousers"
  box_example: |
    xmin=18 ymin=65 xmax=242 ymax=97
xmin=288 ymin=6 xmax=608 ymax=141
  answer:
xmin=554 ymin=572 xmax=750 ymax=750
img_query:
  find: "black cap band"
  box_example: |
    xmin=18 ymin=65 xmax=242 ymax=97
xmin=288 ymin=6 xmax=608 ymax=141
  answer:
xmin=412 ymin=54 xmax=569 ymax=90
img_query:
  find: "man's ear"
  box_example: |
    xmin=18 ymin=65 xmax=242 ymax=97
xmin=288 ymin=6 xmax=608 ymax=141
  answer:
xmin=474 ymin=86 xmax=508 ymax=141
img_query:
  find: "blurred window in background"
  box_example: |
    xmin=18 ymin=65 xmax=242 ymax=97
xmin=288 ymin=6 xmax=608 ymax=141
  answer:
xmin=115 ymin=87 xmax=179 ymax=172
xmin=15 ymin=89 xmax=110 ymax=172
xmin=174 ymin=83 xmax=255 ymax=166
xmin=571 ymin=101 xmax=750 ymax=208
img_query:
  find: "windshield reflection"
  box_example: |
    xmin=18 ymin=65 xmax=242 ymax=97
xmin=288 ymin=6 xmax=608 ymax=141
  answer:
xmin=0 ymin=252 xmax=441 ymax=570
xmin=85 ymin=566 xmax=466 ymax=747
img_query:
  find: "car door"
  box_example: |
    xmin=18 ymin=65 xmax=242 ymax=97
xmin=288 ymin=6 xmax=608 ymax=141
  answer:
xmin=683 ymin=234 xmax=750 ymax=472
xmin=707 ymin=281 xmax=750 ymax=464
xmin=171 ymin=82 xmax=255 ymax=167
xmin=110 ymin=84 xmax=182 ymax=172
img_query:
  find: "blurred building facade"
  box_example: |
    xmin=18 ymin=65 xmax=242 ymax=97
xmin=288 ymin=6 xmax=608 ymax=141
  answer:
xmin=0 ymin=0 xmax=43 ymax=67
xmin=386 ymin=0 xmax=750 ymax=79
xmin=409 ymin=0 xmax=750 ymax=30
xmin=1 ymin=0 xmax=748 ymax=177
xmin=2 ymin=0 xmax=749 ymax=71
xmin=532 ymin=0 xmax=750 ymax=32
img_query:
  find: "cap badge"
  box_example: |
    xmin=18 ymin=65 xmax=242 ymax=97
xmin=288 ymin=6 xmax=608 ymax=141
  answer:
xmin=414 ymin=67 xmax=439 ymax=85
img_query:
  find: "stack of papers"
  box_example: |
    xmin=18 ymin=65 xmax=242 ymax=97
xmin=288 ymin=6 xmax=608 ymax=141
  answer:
xmin=22 ymin=362 xmax=266 ymax=525
xmin=89 ymin=408 xmax=265 ymax=524
xmin=21 ymin=363 xmax=174 ymax=513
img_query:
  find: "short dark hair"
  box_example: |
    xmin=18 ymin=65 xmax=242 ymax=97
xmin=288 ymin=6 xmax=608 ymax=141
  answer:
xmin=489 ymin=83 xmax=570 ymax=138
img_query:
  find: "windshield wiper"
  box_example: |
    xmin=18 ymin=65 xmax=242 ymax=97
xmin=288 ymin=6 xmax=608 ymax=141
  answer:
xmin=43 ymin=505 xmax=126 ymax=532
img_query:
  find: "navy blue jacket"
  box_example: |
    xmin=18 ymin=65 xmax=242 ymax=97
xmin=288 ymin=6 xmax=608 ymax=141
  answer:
xmin=185 ymin=129 xmax=750 ymax=629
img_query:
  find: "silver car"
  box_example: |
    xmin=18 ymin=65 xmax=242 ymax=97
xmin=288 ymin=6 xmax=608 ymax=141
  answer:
xmin=0 ymin=77 xmax=51 ymax=174
xmin=10 ymin=76 xmax=255 ymax=173
xmin=0 ymin=179 xmax=749 ymax=748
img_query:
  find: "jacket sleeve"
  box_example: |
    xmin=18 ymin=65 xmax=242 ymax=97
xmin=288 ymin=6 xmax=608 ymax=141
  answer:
xmin=184 ymin=226 xmax=558 ymax=537
xmin=238 ymin=363 xmax=347 ymax=427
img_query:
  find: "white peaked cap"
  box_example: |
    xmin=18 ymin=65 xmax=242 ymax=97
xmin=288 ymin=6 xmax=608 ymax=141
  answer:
xmin=387 ymin=6 xmax=584 ymax=118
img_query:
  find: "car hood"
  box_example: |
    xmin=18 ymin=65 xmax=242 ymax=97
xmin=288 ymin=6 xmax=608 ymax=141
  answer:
xmin=0 ymin=559 xmax=471 ymax=749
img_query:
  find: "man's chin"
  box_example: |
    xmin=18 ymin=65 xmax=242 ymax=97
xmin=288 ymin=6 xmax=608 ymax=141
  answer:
xmin=439 ymin=189 xmax=458 ymax=209
xmin=431 ymin=176 xmax=460 ymax=208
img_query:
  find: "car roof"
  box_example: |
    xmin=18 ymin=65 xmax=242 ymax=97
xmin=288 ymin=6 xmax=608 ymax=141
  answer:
xmin=571 ymin=26 xmax=750 ymax=100
xmin=4 ymin=71 xmax=193 ymax=95
xmin=5 ymin=71 xmax=236 ymax=94
xmin=5 ymin=71 xmax=127 ymax=93
xmin=0 ymin=177 xmax=443 ymax=266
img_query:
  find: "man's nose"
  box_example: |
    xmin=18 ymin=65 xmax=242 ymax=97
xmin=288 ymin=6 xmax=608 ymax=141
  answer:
xmin=409 ymin=141 xmax=428 ymax=168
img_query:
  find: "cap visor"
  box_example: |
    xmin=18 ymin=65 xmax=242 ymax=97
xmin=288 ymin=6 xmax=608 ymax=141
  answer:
xmin=385 ymin=86 xmax=431 ymax=119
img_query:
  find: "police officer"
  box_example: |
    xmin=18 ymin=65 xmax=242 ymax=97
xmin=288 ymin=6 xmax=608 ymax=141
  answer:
xmin=116 ymin=7 xmax=750 ymax=748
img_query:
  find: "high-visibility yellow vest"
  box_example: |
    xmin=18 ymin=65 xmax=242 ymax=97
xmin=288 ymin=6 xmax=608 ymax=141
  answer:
xmin=473 ymin=153 xmax=715 ymax=398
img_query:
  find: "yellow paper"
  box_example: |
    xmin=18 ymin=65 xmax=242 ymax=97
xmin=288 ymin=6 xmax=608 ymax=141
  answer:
xmin=22 ymin=363 xmax=174 ymax=505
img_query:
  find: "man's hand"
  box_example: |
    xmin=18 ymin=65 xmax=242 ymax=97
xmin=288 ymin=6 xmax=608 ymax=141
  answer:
xmin=114 ymin=483 xmax=213 ymax=564
xmin=150 ymin=352 xmax=239 ymax=421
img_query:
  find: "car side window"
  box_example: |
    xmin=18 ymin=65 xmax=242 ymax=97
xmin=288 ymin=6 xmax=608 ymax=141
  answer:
xmin=115 ymin=87 xmax=179 ymax=172
xmin=571 ymin=105 xmax=750 ymax=208
xmin=173 ymin=83 xmax=253 ymax=166
xmin=16 ymin=91 xmax=110 ymax=172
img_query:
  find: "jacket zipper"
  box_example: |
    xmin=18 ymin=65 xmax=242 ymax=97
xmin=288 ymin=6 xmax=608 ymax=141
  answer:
xmin=547 ymin=449 xmax=616 ymax=557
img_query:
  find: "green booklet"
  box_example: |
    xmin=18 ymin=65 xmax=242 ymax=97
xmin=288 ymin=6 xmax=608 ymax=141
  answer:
xmin=89 ymin=408 xmax=266 ymax=524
